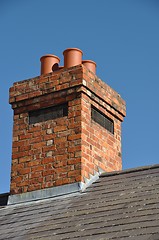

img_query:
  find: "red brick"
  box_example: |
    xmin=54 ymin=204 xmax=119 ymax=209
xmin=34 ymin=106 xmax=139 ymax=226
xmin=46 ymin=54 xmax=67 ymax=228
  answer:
xmin=29 ymin=171 xmax=42 ymax=179
xmin=42 ymin=169 xmax=55 ymax=176
xmin=19 ymin=156 xmax=32 ymax=163
xmin=68 ymin=133 xmax=81 ymax=141
xmin=12 ymin=151 xmax=28 ymax=159
xmin=56 ymin=83 xmax=69 ymax=91
xmin=30 ymin=136 xmax=43 ymax=144
xmin=28 ymin=126 xmax=41 ymax=133
xmin=53 ymin=160 xmax=67 ymax=168
xmin=42 ymin=145 xmax=56 ymax=152
xmin=28 ymin=90 xmax=42 ymax=98
xmin=18 ymin=168 xmax=30 ymax=175
xmin=54 ymin=137 xmax=67 ymax=144
xmin=12 ymin=147 xmax=19 ymax=153
xmin=67 ymin=158 xmax=81 ymax=165
xmin=19 ymin=145 xmax=31 ymax=152
xmin=16 ymin=180 xmax=29 ymax=187
xmin=28 ymin=184 xmax=41 ymax=192
xmin=43 ymin=134 xmax=55 ymax=141
xmin=54 ymin=125 xmax=68 ymax=132
xmin=68 ymin=170 xmax=81 ymax=177
xmin=31 ymin=165 xmax=44 ymax=172
xmin=16 ymin=93 xmax=28 ymax=102
xmin=68 ymin=110 xmax=81 ymax=118
xmin=55 ymin=179 xmax=63 ymax=186
xmin=32 ymin=142 xmax=46 ymax=149
xmin=26 ymin=160 xmax=42 ymax=167
xmin=68 ymin=145 xmax=81 ymax=153
xmin=19 ymin=133 xmax=32 ymax=140
xmin=41 ymin=158 xmax=53 ymax=164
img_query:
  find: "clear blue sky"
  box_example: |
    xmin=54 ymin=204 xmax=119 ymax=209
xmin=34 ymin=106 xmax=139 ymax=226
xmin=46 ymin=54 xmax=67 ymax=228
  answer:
xmin=0 ymin=0 xmax=159 ymax=194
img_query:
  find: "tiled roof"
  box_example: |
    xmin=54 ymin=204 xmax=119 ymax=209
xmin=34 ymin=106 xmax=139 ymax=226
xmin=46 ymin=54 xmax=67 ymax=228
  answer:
xmin=0 ymin=164 xmax=159 ymax=239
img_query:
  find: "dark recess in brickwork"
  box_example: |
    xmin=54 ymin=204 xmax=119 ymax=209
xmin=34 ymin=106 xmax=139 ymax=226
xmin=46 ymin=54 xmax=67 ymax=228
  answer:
xmin=91 ymin=105 xmax=114 ymax=134
xmin=29 ymin=103 xmax=68 ymax=124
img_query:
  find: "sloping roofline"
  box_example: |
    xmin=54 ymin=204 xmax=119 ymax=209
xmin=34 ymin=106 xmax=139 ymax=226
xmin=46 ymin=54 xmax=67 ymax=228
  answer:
xmin=1 ymin=163 xmax=159 ymax=206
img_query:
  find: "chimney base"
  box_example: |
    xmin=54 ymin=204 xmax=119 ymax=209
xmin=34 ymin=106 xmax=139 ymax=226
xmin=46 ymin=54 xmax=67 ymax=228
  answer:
xmin=8 ymin=182 xmax=80 ymax=205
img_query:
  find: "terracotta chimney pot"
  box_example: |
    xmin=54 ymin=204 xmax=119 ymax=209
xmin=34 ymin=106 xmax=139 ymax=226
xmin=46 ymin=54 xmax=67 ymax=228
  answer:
xmin=82 ymin=60 xmax=97 ymax=74
xmin=63 ymin=48 xmax=83 ymax=68
xmin=40 ymin=54 xmax=60 ymax=75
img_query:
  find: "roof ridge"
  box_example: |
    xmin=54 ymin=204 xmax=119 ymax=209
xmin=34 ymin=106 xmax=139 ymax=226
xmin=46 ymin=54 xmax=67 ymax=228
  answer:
xmin=100 ymin=163 xmax=159 ymax=178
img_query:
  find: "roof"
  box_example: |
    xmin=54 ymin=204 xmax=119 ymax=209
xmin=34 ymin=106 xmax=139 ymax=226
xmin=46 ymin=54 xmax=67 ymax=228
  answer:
xmin=0 ymin=164 xmax=159 ymax=240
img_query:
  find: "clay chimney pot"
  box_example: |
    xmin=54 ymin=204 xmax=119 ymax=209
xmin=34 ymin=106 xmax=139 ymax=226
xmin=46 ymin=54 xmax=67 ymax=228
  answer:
xmin=63 ymin=48 xmax=83 ymax=68
xmin=40 ymin=54 xmax=60 ymax=75
xmin=82 ymin=60 xmax=97 ymax=74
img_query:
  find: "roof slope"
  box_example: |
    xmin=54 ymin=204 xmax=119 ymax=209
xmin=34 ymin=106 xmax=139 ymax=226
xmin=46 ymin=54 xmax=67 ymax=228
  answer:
xmin=0 ymin=165 xmax=159 ymax=240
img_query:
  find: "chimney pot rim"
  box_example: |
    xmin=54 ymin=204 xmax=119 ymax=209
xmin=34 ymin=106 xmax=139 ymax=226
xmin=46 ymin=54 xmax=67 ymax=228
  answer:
xmin=40 ymin=54 xmax=60 ymax=62
xmin=63 ymin=48 xmax=83 ymax=55
xmin=82 ymin=60 xmax=97 ymax=66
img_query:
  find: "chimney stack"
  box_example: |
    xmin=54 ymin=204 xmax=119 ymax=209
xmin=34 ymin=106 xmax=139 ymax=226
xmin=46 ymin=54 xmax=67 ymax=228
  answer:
xmin=9 ymin=48 xmax=126 ymax=204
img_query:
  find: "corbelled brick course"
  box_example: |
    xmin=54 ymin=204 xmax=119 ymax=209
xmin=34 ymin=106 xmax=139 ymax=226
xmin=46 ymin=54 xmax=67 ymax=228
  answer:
xmin=9 ymin=64 xmax=126 ymax=194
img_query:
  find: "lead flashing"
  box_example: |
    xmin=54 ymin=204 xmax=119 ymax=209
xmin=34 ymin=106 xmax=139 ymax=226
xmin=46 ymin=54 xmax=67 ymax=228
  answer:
xmin=8 ymin=182 xmax=81 ymax=205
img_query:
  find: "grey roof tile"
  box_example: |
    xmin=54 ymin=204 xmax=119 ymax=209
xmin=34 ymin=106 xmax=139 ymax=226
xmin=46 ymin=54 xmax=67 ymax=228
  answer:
xmin=0 ymin=164 xmax=159 ymax=239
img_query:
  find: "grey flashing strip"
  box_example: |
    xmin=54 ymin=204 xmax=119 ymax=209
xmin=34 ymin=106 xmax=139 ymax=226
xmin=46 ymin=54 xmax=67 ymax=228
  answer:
xmin=80 ymin=167 xmax=105 ymax=192
xmin=8 ymin=182 xmax=81 ymax=205
xmin=80 ymin=174 xmax=99 ymax=192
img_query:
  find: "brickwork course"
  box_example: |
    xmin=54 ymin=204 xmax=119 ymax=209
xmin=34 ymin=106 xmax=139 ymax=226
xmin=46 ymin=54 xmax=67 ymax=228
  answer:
xmin=9 ymin=64 xmax=126 ymax=195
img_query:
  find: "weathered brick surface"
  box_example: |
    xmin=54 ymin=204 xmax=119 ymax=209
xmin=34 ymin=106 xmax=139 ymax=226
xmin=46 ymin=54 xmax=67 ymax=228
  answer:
xmin=9 ymin=64 xmax=126 ymax=194
xmin=81 ymin=92 xmax=123 ymax=182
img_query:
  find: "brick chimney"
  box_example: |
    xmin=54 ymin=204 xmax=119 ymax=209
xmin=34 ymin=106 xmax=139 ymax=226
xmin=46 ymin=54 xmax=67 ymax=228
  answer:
xmin=9 ymin=48 xmax=126 ymax=203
